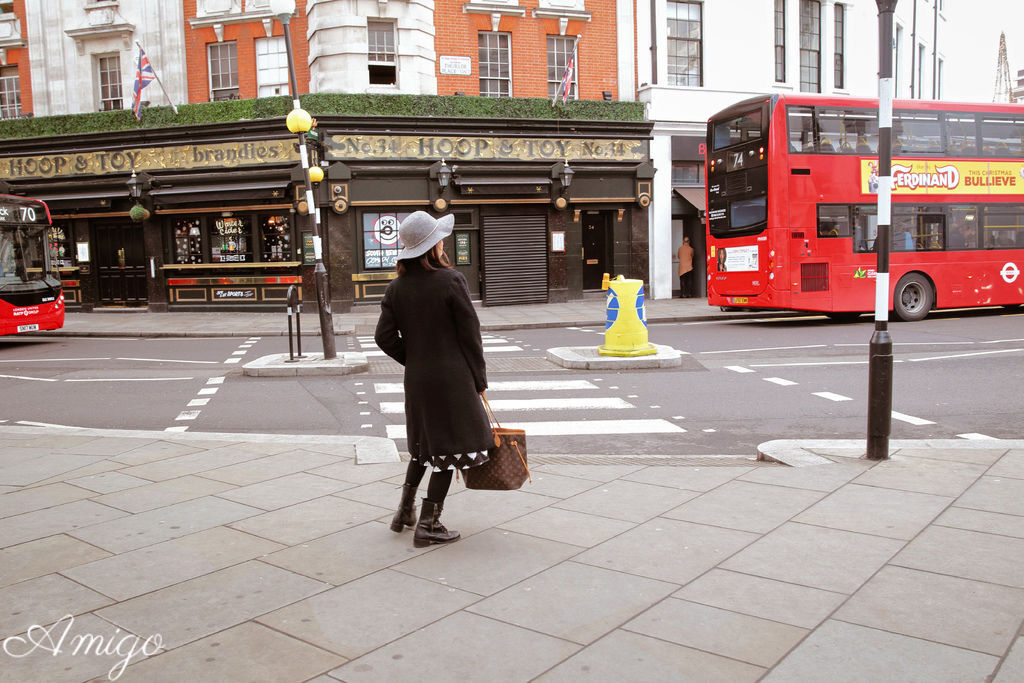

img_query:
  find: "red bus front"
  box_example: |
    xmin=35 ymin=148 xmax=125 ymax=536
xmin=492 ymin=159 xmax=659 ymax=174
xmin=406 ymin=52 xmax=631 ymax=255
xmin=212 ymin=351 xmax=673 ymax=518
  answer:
xmin=0 ymin=196 xmax=65 ymax=335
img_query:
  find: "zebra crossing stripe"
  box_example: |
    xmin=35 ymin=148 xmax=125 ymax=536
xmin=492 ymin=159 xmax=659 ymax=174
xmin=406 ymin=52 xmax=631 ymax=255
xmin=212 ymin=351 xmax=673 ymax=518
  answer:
xmin=373 ymin=379 xmax=598 ymax=394
xmin=386 ymin=418 xmax=685 ymax=439
xmin=379 ymin=397 xmax=634 ymax=414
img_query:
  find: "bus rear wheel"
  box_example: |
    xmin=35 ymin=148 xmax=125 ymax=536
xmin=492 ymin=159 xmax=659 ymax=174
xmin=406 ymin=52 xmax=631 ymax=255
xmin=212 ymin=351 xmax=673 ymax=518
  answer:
xmin=893 ymin=273 xmax=933 ymax=322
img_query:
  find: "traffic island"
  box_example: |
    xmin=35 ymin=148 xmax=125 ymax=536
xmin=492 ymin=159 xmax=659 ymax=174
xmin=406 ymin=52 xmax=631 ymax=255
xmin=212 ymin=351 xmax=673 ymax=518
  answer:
xmin=546 ymin=344 xmax=685 ymax=369
xmin=243 ymin=352 xmax=369 ymax=376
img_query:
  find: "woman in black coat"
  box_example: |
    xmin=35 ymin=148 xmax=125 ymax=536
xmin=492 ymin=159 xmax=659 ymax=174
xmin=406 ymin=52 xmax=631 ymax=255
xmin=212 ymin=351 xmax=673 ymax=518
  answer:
xmin=374 ymin=211 xmax=493 ymax=547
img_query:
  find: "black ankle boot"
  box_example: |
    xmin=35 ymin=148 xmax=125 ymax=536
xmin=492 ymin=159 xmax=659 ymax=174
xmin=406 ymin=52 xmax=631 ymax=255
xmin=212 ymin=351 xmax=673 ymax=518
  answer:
xmin=390 ymin=484 xmax=418 ymax=532
xmin=413 ymin=498 xmax=460 ymax=547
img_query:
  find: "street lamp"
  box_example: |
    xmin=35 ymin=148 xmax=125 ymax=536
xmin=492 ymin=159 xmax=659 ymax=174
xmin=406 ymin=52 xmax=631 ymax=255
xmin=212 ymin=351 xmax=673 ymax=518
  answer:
xmin=559 ymin=160 xmax=574 ymax=189
xmin=270 ymin=0 xmax=336 ymax=359
xmin=437 ymin=159 xmax=452 ymax=189
xmin=866 ymin=0 xmax=898 ymax=460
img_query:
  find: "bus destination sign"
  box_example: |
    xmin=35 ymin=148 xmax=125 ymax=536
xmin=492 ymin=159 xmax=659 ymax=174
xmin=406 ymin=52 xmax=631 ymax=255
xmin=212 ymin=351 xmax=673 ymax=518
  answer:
xmin=0 ymin=199 xmax=48 ymax=225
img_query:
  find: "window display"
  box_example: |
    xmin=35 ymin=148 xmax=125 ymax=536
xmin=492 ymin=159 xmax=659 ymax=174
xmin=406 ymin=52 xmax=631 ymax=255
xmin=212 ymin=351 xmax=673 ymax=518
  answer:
xmin=48 ymin=222 xmax=75 ymax=269
xmin=363 ymin=211 xmax=409 ymax=268
xmin=211 ymin=215 xmax=251 ymax=263
xmin=261 ymin=214 xmax=292 ymax=261
xmin=173 ymin=218 xmax=203 ymax=264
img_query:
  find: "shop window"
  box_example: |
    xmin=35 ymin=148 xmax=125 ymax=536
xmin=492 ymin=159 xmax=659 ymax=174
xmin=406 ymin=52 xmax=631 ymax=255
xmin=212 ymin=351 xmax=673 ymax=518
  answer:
xmin=173 ymin=218 xmax=203 ymax=264
xmin=368 ymin=21 xmax=397 ymax=85
xmin=209 ymin=42 xmax=239 ymax=101
xmin=211 ymin=214 xmax=251 ymax=263
xmin=362 ymin=211 xmax=410 ymax=269
xmin=48 ymin=223 xmax=75 ymax=269
xmin=0 ymin=65 xmax=20 ymax=119
xmin=260 ymin=214 xmax=292 ymax=261
xmin=97 ymin=54 xmax=123 ymax=111
xmin=672 ymin=162 xmax=704 ymax=185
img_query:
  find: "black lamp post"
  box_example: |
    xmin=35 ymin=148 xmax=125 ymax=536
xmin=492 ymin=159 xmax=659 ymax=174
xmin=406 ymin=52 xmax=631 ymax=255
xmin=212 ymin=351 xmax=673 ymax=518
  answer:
xmin=270 ymin=0 xmax=336 ymax=360
xmin=867 ymin=0 xmax=898 ymax=460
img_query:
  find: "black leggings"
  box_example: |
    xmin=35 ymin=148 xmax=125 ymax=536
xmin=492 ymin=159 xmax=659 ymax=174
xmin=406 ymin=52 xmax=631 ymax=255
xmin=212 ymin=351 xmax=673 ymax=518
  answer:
xmin=404 ymin=458 xmax=453 ymax=503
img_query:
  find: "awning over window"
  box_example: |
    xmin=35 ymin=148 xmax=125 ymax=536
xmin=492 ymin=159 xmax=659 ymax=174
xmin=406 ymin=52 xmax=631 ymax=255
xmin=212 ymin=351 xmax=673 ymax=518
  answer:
xmin=673 ymin=187 xmax=706 ymax=215
xmin=149 ymin=181 xmax=289 ymax=205
xmin=454 ymin=176 xmax=551 ymax=196
xmin=32 ymin=190 xmax=128 ymax=209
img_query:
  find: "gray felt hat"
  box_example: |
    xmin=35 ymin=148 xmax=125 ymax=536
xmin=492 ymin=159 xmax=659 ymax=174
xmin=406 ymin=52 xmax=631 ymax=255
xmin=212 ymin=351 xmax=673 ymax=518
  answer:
xmin=396 ymin=211 xmax=455 ymax=260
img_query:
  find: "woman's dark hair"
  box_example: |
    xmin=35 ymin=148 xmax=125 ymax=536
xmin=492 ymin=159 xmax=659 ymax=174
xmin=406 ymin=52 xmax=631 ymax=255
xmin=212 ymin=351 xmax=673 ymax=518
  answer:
xmin=396 ymin=241 xmax=452 ymax=275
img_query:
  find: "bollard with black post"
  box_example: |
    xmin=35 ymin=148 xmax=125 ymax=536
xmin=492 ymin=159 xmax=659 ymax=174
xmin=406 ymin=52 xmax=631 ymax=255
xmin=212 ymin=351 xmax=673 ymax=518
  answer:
xmin=270 ymin=0 xmax=336 ymax=360
xmin=866 ymin=0 xmax=897 ymax=461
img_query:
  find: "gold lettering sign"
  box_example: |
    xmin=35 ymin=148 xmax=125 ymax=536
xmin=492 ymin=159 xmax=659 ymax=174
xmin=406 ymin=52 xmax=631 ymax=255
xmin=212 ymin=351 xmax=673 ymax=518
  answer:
xmin=326 ymin=135 xmax=647 ymax=162
xmin=0 ymin=140 xmax=298 ymax=180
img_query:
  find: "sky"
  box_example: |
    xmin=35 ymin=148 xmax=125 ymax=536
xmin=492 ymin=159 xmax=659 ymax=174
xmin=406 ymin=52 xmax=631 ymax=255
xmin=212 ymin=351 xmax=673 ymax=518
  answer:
xmin=942 ymin=2 xmax=1024 ymax=102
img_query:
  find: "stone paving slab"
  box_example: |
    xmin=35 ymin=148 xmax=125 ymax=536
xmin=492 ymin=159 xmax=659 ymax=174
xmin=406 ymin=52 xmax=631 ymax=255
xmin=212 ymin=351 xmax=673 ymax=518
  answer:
xmin=0 ymin=425 xmax=1022 ymax=681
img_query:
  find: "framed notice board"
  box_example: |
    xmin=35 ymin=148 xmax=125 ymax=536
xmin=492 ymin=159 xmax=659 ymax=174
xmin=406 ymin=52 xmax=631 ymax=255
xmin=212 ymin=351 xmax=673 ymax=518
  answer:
xmin=455 ymin=232 xmax=471 ymax=265
xmin=301 ymin=232 xmax=316 ymax=265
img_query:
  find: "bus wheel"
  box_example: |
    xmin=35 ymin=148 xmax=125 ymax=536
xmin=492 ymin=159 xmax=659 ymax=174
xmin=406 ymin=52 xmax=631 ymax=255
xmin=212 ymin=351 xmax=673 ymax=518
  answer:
xmin=893 ymin=273 xmax=933 ymax=322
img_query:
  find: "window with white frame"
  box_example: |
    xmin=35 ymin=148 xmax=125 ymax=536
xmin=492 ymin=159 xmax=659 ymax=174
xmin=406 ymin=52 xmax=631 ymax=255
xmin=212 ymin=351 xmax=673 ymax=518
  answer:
xmin=774 ymin=0 xmax=785 ymax=83
xmin=0 ymin=66 xmax=20 ymax=119
xmin=208 ymin=42 xmax=238 ymax=101
xmin=547 ymin=36 xmax=577 ymax=100
xmin=97 ymin=55 xmax=123 ymax=111
xmin=367 ymin=20 xmax=397 ymax=85
xmin=255 ymin=37 xmax=287 ymax=97
xmin=834 ymin=3 xmax=845 ymax=89
xmin=667 ymin=1 xmax=702 ymax=87
xmin=799 ymin=0 xmax=821 ymax=93
xmin=479 ymin=32 xmax=511 ymax=97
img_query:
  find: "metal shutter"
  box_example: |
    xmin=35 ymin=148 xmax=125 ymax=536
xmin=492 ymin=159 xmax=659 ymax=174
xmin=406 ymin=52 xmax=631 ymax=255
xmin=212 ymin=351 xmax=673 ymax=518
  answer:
xmin=482 ymin=215 xmax=548 ymax=305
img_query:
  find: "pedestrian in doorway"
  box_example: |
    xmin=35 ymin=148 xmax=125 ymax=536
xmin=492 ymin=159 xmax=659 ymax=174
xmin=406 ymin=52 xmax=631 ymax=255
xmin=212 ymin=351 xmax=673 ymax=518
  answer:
xmin=375 ymin=211 xmax=493 ymax=547
xmin=677 ymin=236 xmax=694 ymax=298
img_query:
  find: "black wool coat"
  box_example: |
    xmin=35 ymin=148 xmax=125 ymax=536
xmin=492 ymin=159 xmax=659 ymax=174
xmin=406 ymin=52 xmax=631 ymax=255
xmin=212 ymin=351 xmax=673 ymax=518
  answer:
xmin=374 ymin=263 xmax=493 ymax=462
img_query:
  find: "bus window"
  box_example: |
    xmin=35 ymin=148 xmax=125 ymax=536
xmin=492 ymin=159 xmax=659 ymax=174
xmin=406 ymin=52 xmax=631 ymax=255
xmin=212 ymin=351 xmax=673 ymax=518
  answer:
xmin=730 ymin=197 xmax=766 ymax=228
xmin=713 ymin=109 xmax=763 ymax=150
xmin=818 ymin=205 xmax=851 ymax=237
xmin=787 ymin=106 xmax=815 ymax=153
xmin=853 ymin=205 xmax=877 ymax=253
xmin=980 ymin=115 xmax=1024 ymax=157
xmin=892 ymin=208 xmax=918 ymax=252
xmin=947 ymin=206 xmax=978 ymax=249
xmin=818 ymin=108 xmax=878 ymax=154
xmin=981 ymin=205 xmax=1024 ymax=247
xmin=943 ymin=114 xmax=978 ymax=156
xmin=893 ymin=111 xmax=943 ymax=155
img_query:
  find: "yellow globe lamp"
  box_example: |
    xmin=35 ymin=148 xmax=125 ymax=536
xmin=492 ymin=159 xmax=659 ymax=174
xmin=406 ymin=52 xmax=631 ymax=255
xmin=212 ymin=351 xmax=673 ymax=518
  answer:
xmin=286 ymin=108 xmax=313 ymax=133
xmin=308 ymin=166 xmax=324 ymax=183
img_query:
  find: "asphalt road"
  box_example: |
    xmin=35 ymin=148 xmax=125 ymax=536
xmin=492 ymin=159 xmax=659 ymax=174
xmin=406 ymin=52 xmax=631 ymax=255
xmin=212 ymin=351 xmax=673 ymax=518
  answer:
xmin=1 ymin=308 xmax=1021 ymax=457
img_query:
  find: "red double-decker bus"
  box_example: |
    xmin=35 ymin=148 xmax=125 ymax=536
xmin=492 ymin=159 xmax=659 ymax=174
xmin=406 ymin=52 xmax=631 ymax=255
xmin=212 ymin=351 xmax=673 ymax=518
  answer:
xmin=705 ymin=93 xmax=1024 ymax=321
xmin=0 ymin=195 xmax=64 ymax=335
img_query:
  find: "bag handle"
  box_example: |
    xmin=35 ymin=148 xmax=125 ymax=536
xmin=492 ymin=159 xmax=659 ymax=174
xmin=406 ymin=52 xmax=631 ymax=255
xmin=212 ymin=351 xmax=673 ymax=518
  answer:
xmin=482 ymin=394 xmax=530 ymax=483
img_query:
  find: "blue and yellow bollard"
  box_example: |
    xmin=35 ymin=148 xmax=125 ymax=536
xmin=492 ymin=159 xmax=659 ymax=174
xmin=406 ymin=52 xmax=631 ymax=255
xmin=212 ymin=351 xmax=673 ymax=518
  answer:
xmin=599 ymin=275 xmax=657 ymax=357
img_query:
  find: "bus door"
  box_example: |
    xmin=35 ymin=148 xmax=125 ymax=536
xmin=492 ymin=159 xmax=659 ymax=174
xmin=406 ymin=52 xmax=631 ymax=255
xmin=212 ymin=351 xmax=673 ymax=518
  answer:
xmin=95 ymin=222 xmax=147 ymax=306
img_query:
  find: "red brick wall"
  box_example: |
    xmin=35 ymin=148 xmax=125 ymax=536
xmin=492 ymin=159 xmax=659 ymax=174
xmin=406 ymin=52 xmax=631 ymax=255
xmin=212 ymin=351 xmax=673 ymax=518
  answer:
xmin=182 ymin=0 xmax=311 ymax=103
xmin=433 ymin=0 xmax=619 ymax=100
xmin=10 ymin=0 xmax=32 ymax=114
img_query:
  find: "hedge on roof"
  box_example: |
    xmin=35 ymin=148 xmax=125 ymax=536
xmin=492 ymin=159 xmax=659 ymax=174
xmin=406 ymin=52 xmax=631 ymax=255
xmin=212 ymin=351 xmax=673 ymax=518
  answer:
xmin=0 ymin=94 xmax=646 ymax=140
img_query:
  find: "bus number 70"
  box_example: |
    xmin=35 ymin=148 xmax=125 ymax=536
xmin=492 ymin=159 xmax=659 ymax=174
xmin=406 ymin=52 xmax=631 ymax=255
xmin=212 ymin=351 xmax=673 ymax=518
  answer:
xmin=19 ymin=207 xmax=36 ymax=222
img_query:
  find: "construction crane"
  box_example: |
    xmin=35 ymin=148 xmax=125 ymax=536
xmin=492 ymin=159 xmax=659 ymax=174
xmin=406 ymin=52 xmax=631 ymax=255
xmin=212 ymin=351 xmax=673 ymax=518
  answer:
xmin=994 ymin=31 xmax=1013 ymax=102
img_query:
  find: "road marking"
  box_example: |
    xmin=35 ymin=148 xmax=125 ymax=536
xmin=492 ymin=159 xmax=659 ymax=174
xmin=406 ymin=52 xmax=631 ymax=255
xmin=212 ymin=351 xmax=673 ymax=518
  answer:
xmin=724 ymin=366 xmax=755 ymax=373
xmin=223 ymin=358 xmax=241 ymax=364
xmin=230 ymin=350 xmax=247 ymax=356
xmin=386 ymin=418 xmax=685 ymax=439
xmin=763 ymin=377 xmax=797 ymax=386
xmin=0 ymin=357 xmax=109 ymax=363
xmin=65 ymin=377 xmax=194 ymax=382
xmin=703 ymin=428 xmax=717 ymax=432
xmin=908 ymin=348 xmax=1023 ymax=362
xmin=198 ymin=387 xmax=218 ymax=395
xmin=207 ymin=377 xmax=225 ymax=384
xmin=187 ymin=398 xmax=210 ymax=407
xmin=360 ymin=344 xmax=522 ymax=356
xmin=16 ymin=420 xmax=75 ymax=429
xmin=175 ymin=411 xmax=201 ymax=421
xmin=373 ymin=379 xmax=598 ymax=394
xmin=813 ymin=392 xmax=853 ymax=402
xmin=890 ymin=411 xmax=936 ymax=426
xmin=117 ymin=357 xmax=219 ymax=364
xmin=0 ymin=374 xmax=57 ymax=381
xmin=980 ymin=338 xmax=1024 ymax=343
xmin=957 ymin=433 xmax=997 ymax=440
xmin=165 ymin=426 xmax=189 ymax=432
xmin=751 ymin=361 xmax=874 ymax=367
xmin=379 ymin=397 xmax=635 ymax=414
xmin=702 ymin=344 xmax=827 ymax=354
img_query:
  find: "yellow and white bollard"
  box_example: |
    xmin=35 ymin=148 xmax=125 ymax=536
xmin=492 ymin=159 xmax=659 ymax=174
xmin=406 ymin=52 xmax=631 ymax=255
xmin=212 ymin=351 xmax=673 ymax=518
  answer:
xmin=598 ymin=275 xmax=656 ymax=357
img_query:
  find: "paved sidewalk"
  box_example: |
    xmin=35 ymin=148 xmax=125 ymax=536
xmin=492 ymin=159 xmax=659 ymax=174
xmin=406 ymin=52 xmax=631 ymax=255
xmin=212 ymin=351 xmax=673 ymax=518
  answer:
xmin=49 ymin=297 xmax=803 ymax=338
xmin=1 ymin=425 xmax=1022 ymax=682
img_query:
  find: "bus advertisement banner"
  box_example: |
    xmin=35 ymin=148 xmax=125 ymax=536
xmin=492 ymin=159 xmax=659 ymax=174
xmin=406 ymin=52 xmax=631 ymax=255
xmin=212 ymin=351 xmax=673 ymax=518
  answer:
xmin=861 ymin=159 xmax=1024 ymax=195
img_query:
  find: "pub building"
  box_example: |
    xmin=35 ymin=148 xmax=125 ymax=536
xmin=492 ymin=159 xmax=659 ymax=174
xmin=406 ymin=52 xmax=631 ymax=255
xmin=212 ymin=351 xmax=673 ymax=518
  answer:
xmin=0 ymin=114 xmax=653 ymax=312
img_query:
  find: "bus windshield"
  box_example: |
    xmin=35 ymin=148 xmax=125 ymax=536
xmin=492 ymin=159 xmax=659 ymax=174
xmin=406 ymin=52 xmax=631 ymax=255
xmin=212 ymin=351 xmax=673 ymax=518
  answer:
xmin=0 ymin=225 xmax=58 ymax=292
xmin=707 ymin=101 xmax=769 ymax=238
xmin=713 ymin=110 xmax=763 ymax=150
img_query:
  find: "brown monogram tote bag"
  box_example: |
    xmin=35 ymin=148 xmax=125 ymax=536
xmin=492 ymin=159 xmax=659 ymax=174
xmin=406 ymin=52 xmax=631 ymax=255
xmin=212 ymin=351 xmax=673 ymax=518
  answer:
xmin=463 ymin=395 xmax=531 ymax=490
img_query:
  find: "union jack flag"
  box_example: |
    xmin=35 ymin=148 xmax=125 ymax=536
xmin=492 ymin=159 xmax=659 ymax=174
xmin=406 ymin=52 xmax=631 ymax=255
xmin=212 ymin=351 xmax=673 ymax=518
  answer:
xmin=552 ymin=36 xmax=580 ymax=106
xmin=132 ymin=47 xmax=156 ymax=120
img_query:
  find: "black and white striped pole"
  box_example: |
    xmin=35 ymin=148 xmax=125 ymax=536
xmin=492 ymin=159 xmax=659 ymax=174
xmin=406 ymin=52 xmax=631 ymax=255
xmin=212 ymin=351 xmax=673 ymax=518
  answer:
xmin=867 ymin=0 xmax=897 ymax=460
xmin=271 ymin=0 xmax=336 ymax=360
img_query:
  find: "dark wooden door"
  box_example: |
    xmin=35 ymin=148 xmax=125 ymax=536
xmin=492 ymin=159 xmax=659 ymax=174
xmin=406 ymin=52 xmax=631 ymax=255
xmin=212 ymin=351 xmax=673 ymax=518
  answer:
xmin=582 ymin=211 xmax=609 ymax=289
xmin=95 ymin=223 xmax=147 ymax=305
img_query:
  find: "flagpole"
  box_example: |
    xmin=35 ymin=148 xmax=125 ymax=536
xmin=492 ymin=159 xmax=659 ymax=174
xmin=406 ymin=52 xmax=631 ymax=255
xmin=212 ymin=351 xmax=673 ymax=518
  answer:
xmin=552 ymin=34 xmax=581 ymax=106
xmin=136 ymin=42 xmax=178 ymax=115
